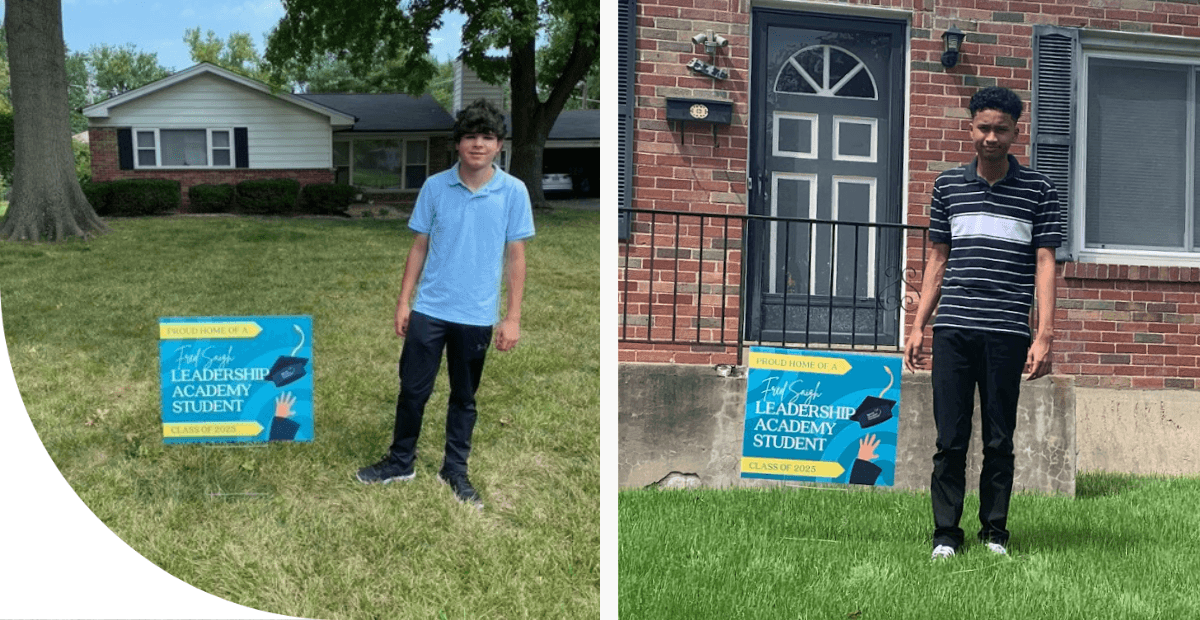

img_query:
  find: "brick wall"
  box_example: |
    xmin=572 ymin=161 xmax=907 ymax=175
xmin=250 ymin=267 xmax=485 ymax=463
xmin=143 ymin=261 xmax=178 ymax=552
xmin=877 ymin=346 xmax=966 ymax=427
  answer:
xmin=622 ymin=0 xmax=1200 ymax=388
xmin=90 ymin=128 xmax=333 ymax=212
xmin=621 ymin=0 xmax=750 ymax=365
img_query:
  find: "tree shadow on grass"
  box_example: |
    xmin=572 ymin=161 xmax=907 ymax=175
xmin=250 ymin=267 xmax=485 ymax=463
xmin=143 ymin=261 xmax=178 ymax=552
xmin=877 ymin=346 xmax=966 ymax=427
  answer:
xmin=1075 ymin=471 xmax=1149 ymax=500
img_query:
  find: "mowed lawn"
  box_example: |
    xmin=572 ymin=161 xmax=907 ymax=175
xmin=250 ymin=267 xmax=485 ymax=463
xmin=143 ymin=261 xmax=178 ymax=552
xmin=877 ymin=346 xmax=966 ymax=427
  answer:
xmin=0 ymin=209 xmax=599 ymax=620
xmin=620 ymin=473 xmax=1200 ymax=620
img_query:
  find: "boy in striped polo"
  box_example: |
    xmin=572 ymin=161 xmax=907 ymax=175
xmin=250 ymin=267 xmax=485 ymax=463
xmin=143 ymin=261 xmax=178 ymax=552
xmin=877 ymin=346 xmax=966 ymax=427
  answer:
xmin=904 ymin=86 xmax=1060 ymax=560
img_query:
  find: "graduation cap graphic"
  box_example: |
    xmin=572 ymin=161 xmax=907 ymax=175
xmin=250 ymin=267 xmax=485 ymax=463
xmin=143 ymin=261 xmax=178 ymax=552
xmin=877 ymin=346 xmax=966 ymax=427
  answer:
xmin=851 ymin=366 xmax=897 ymax=429
xmin=266 ymin=325 xmax=309 ymax=388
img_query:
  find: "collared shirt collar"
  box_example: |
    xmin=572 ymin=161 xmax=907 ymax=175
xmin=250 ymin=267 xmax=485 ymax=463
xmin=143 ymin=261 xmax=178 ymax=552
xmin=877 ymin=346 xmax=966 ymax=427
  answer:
xmin=448 ymin=162 xmax=502 ymax=194
xmin=964 ymin=154 xmax=1022 ymax=186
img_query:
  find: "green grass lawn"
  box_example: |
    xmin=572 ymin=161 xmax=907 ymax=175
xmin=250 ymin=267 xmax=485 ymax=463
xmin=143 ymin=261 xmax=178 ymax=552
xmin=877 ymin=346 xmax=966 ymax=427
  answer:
xmin=0 ymin=211 xmax=599 ymax=619
xmin=620 ymin=473 xmax=1200 ymax=620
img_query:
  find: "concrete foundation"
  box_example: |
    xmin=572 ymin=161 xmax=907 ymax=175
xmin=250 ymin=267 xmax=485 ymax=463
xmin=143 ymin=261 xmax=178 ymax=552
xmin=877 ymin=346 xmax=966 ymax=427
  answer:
xmin=1076 ymin=388 xmax=1200 ymax=476
xmin=619 ymin=362 xmax=1077 ymax=496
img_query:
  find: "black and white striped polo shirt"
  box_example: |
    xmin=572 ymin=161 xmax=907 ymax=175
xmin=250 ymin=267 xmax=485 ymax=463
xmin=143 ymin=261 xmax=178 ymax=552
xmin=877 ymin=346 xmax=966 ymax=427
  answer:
xmin=929 ymin=154 xmax=1061 ymax=339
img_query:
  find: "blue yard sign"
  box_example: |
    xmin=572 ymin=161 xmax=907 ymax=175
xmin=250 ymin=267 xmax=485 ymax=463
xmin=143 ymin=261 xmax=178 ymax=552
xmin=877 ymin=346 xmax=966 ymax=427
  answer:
xmin=741 ymin=346 xmax=901 ymax=486
xmin=159 ymin=316 xmax=313 ymax=444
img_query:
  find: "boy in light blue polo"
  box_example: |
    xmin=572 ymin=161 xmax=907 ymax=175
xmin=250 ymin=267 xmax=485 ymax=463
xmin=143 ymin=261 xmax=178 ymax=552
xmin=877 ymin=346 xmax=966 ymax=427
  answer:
xmin=356 ymin=98 xmax=535 ymax=509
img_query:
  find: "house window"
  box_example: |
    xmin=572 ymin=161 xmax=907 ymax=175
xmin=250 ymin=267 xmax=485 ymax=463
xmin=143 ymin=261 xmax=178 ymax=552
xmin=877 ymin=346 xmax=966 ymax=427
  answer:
xmin=405 ymin=140 xmax=428 ymax=188
xmin=1083 ymin=57 xmax=1194 ymax=252
xmin=333 ymin=141 xmax=350 ymax=184
xmin=1034 ymin=26 xmax=1200 ymax=265
xmin=133 ymin=129 xmax=234 ymax=168
xmin=348 ymin=138 xmax=429 ymax=190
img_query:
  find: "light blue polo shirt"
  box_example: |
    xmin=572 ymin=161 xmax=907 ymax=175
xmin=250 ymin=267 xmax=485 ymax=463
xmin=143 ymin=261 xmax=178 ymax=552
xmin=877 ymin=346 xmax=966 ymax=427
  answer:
xmin=408 ymin=163 xmax=536 ymax=326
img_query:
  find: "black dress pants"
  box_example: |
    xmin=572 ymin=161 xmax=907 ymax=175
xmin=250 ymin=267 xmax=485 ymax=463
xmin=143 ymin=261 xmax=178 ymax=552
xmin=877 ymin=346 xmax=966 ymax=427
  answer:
xmin=930 ymin=328 xmax=1028 ymax=549
xmin=388 ymin=311 xmax=492 ymax=475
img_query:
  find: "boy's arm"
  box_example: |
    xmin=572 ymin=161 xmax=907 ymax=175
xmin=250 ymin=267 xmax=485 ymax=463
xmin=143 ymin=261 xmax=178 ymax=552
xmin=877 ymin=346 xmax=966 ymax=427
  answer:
xmin=903 ymin=242 xmax=949 ymax=372
xmin=395 ymin=233 xmax=430 ymax=337
xmin=1026 ymin=246 xmax=1057 ymax=381
xmin=495 ymin=240 xmax=526 ymax=351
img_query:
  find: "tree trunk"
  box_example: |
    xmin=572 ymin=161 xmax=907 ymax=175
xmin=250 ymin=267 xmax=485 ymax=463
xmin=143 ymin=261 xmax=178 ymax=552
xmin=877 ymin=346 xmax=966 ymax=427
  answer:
xmin=2 ymin=0 xmax=106 ymax=242
xmin=508 ymin=35 xmax=550 ymax=210
xmin=504 ymin=4 xmax=598 ymax=211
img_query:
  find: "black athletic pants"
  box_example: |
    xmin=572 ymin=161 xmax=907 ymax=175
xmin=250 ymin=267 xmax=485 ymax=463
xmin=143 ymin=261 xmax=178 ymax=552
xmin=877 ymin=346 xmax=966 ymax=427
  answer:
xmin=387 ymin=311 xmax=492 ymax=475
xmin=930 ymin=328 xmax=1028 ymax=549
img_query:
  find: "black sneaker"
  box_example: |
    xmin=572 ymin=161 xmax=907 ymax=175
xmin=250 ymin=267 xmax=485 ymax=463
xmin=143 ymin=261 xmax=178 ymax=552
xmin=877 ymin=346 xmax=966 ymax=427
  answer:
xmin=356 ymin=456 xmax=415 ymax=484
xmin=438 ymin=471 xmax=483 ymax=508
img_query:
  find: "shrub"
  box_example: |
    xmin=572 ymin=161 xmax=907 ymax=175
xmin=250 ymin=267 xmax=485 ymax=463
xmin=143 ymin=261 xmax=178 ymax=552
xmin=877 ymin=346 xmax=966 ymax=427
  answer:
xmin=86 ymin=179 xmax=180 ymax=216
xmin=188 ymin=183 xmax=236 ymax=213
xmin=236 ymin=178 xmax=301 ymax=215
xmin=299 ymin=183 xmax=358 ymax=216
xmin=80 ymin=181 xmax=111 ymax=213
xmin=0 ymin=110 xmax=13 ymax=188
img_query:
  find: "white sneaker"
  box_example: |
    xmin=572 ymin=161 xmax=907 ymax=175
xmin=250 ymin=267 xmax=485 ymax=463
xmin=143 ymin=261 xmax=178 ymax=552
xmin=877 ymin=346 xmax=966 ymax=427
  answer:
xmin=931 ymin=545 xmax=956 ymax=560
xmin=985 ymin=542 xmax=1008 ymax=555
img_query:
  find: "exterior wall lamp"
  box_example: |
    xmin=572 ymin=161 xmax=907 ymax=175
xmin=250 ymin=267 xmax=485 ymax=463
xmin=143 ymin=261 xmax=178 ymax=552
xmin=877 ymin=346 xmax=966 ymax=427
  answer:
xmin=942 ymin=25 xmax=965 ymax=68
xmin=692 ymin=30 xmax=728 ymax=58
xmin=688 ymin=30 xmax=730 ymax=80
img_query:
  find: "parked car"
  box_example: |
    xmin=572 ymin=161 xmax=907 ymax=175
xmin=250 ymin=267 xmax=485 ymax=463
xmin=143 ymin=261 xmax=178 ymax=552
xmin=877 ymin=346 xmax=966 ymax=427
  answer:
xmin=542 ymin=172 xmax=573 ymax=195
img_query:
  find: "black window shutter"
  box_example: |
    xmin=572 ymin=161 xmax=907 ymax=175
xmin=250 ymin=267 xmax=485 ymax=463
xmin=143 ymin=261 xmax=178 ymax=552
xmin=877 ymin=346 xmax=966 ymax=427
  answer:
xmin=1031 ymin=25 xmax=1079 ymax=262
xmin=234 ymin=127 xmax=249 ymax=168
xmin=117 ymin=128 xmax=134 ymax=170
xmin=617 ymin=0 xmax=636 ymax=240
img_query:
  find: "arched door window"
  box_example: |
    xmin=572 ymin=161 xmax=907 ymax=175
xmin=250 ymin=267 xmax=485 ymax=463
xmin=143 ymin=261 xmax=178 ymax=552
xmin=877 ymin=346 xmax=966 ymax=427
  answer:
xmin=774 ymin=45 xmax=878 ymax=100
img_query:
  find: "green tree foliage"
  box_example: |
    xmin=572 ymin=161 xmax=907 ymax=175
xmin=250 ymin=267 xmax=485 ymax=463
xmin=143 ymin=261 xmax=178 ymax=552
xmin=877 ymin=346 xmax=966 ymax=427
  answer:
xmin=537 ymin=15 xmax=598 ymax=110
xmin=64 ymin=44 xmax=171 ymax=134
xmin=184 ymin=28 xmax=268 ymax=81
xmin=265 ymin=0 xmax=599 ymax=206
xmin=295 ymin=51 xmax=453 ymax=105
xmin=0 ymin=26 xmax=10 ymax=111
xmin=88 ymin=43 xmax=173 ymax=98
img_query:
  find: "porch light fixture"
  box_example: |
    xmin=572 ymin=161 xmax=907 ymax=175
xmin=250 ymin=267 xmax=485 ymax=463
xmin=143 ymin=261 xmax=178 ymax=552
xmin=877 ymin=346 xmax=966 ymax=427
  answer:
xmin=941 ymin=25 xmax=965 ymax=68
xmin=692 ymin=30 xmax=728 ymax=58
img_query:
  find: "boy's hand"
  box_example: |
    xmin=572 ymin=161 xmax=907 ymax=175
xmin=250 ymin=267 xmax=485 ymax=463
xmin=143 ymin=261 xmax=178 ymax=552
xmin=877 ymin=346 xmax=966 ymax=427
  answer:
xmin=1026 ymin=336 xmax=1053 ymax=381
xmin=395 ymin=303 xmax=412 ymax=337
xmin=495 ymin=318 xmax=520 ymax=351
xmin=903 ymin=328 xmax=926 ymax=372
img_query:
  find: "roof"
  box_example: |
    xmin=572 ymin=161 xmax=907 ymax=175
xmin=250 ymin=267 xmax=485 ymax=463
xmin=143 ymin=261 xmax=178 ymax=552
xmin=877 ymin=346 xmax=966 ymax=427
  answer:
xmin=81 ymin=63 xmax=356 ymax=129
xmin=544 ymin=109 xmax=600 ymax=141
xmin=301 ymin=95 xmax=598 ymax=141
xmin=296 ymin=93 xmax=455 ymax=133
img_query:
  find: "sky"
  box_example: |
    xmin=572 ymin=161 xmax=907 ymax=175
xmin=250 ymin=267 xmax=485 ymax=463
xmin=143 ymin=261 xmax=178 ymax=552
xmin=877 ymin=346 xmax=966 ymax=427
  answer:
xmin=1 ymin=0 xmax=468 ymax=73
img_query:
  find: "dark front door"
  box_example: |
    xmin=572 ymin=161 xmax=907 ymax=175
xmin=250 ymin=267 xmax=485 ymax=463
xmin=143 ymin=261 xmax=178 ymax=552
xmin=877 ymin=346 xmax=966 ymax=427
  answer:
xmin=747 ymin=10 xmax=906 ymax=346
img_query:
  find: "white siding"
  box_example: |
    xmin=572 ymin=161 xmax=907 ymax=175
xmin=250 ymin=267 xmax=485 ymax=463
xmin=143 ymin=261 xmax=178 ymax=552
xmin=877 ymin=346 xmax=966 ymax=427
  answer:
xmin=91 ymin=73 xmax=333 ymax=169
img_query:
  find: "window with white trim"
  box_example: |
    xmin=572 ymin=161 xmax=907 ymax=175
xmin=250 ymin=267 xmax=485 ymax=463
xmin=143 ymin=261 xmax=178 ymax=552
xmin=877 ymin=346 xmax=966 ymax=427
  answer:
xmin=1034 ymin=27 xmax=1200 ymax=265
xmin=133 ymin=129 xmax=234 ymax=168
xmin=1081 ymin=55 xmax=1196 ymax=254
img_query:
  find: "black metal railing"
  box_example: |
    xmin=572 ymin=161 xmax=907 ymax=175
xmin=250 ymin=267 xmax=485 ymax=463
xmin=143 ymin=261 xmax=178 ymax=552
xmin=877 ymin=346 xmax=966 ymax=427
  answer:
xmin=618 ymin=207 xmax=931 ymax=365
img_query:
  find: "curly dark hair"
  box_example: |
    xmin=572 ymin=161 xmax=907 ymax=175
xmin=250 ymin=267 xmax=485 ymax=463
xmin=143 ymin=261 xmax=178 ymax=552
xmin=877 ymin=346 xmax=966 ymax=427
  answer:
xmin=968 ymin=86 xmax=1023 ymax=122
xmin=453 ymin=98 xmax=508 ymax=143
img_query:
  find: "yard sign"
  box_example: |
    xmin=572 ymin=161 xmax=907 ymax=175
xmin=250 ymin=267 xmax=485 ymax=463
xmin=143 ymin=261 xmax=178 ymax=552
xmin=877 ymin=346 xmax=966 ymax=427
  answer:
xmin=742 ymin=346 xmax=900 ymax=486
xmin=159 ymin=316 xmax=313 ymax=444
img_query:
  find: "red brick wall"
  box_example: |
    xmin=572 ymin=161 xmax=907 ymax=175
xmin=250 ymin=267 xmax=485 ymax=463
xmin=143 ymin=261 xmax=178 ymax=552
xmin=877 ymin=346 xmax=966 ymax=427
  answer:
xmin=622 ymin=0 xmax=1200 ymax=388
xmin=621 ymin=0 xmax=750 ymax=365
xmin=89 ymin=128 xmax=333 ymax=211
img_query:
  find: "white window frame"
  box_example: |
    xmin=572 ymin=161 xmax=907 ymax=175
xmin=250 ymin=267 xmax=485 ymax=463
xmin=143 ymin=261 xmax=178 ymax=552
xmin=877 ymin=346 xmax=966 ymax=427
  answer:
xmin=832 ymin=116 xmax=878 ymax=163
xmin=772 ymin=112 xmax=818 ymax=160
xmin=1074 ymin=42 xmax=1200 ymax=267
xmin=132 ymin=128 xmax=234 ymax=169
xmin=335 ymin=136 xmax=432 ymax=192
xmin=831 ymin=175 xmax=879 ymax=297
